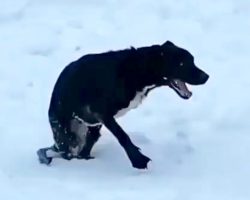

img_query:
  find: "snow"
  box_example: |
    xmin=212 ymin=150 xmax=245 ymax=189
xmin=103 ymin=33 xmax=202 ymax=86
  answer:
xmin=0 ymin=0 xmax=250 ymax=199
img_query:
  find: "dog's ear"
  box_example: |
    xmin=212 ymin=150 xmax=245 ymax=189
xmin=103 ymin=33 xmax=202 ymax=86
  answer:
xmin=162 ymin=40 xmax=175 ymax=47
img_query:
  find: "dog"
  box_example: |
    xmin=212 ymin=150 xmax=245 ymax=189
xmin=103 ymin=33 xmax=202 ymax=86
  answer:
xmin=37 ymin=40 xmax=209 ymax=169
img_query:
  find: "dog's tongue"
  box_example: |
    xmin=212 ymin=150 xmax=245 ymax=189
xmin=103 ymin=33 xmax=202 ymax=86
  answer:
xmin=178 ymin=80 xmax=192 ymax=96
xmin=169 ymin=79 xmax=192 ymax=99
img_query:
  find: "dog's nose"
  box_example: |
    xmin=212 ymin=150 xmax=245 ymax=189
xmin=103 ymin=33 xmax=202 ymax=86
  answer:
xmin=200 ymin=73 xmax=209 ymax=84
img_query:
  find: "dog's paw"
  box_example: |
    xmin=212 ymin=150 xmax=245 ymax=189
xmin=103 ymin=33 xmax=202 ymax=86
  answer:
xmin=127 ymin=147 xmax=151 ymax=169
xmin=77 ymin=150 xmax=95 ymax=160
xmin=76 ymin=155 xmax=95 ymax=160
xmin=61 ymin=152 xmax=74 ymax=160
xmin=131 ymin=154 xmax=151 ymax=169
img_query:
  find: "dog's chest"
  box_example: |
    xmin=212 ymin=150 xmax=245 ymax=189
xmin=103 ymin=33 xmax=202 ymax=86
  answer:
xmin=115 ymin=85 xmax=155 ymax=118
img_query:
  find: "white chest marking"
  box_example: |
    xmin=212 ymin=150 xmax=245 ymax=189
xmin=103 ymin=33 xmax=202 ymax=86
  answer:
xmin=71 ymin=85 xmax=155 ymax=128
xmin=115 ymin=85 xmax=155 ymax=118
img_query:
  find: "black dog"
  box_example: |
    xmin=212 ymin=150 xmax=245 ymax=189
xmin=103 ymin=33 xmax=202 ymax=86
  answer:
xmin=37 ymin=41 xmax=209 ymax=169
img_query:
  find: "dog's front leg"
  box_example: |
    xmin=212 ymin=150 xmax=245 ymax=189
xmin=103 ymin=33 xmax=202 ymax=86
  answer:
xmin=101 ymin=116 xmax=151 ymax=169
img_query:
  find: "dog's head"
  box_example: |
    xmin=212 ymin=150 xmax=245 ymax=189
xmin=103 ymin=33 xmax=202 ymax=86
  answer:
xmin=158 ymin=41 xmax=209 ymax=99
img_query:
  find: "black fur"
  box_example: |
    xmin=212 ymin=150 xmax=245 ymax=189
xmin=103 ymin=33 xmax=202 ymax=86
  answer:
xmin=42 ymin=40 xmax=209 ymax=169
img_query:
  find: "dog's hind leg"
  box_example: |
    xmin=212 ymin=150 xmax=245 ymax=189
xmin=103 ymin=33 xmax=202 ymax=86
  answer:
xmin=49 ymin=113 xmax=77 ymax=158
xmin=77 ymin=125 xmax=102 ymax=159
xmin=37 ymin=108 xmax=79 ymax=165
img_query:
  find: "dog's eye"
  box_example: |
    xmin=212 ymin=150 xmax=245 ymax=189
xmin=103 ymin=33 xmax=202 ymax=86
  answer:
xmin=179 ymin=62 xmax=184 ymax=67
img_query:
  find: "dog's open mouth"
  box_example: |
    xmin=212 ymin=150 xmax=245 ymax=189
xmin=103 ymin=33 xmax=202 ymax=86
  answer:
xmin=168 ymin=79 xmax=192 ymax=99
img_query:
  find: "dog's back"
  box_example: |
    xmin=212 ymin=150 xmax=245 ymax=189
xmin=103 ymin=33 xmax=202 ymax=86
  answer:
xmin=49 ymin=48 xmax=141 ymax=118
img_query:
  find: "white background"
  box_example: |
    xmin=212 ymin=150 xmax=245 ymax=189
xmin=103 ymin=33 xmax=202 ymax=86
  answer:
xmin=0 ymin=0 xmax=249 ymax=199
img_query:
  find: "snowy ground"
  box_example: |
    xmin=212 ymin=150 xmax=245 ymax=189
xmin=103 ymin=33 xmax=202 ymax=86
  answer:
xmin=0 ymin=0 xmax=250 ymax=199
